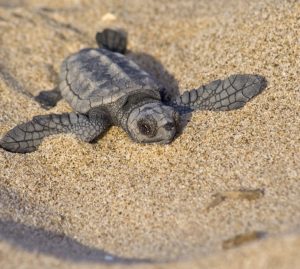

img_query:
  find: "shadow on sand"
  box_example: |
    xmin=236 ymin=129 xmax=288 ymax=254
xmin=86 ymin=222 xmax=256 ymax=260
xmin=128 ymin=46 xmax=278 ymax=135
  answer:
xmin=0 ymin=186 xmax=152 ymax=264
xmin=0 ymin=219 xmax=152 ymax=264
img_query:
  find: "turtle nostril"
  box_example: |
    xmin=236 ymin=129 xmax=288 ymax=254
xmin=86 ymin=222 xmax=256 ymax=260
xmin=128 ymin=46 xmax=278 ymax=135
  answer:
xmin=164 ymin=122 xmax=175 ymax=131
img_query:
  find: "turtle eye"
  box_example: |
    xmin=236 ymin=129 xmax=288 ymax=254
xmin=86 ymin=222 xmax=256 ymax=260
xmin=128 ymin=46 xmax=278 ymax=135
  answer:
xmin=164 ymin=122 xmax=175 ymax=131
xmin=137 ymin=119 xmax=156 ymax=137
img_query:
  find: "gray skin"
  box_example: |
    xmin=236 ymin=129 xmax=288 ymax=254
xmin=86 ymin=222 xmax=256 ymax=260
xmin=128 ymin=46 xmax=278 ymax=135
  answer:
xmin=0 ymin=29 xmax=265 ymax=153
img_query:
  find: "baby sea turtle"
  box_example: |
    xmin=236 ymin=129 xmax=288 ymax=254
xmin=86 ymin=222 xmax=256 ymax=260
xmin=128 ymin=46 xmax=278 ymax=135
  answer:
xmin=0 ymin=29 xmax=265 ymax=153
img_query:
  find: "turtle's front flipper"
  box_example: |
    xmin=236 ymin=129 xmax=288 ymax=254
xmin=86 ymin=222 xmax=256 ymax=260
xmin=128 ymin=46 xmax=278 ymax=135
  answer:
xmin=96 ymin=28 xmax=127 ymax=54
xmin=0 ymin=110 xmax=111 ymax=153
xmin=170 ymin=74 xmax=266 ymax=114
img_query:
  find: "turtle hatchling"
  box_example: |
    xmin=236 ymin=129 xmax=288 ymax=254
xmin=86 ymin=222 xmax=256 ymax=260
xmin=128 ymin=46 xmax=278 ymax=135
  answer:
xmin=0 ymin=29 xmax=265 ymax=153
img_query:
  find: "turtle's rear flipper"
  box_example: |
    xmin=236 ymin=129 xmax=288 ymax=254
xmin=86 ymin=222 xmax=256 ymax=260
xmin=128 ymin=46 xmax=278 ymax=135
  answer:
xmin=170 ymin=74 xmax=267 ymax=114
xmin=0 ymin=111 xmax=111 ymax=153
xmin=34 ymin=87 xmax=62 ymax=109
xmin=96 ymin=28 xmax=127 ymax=54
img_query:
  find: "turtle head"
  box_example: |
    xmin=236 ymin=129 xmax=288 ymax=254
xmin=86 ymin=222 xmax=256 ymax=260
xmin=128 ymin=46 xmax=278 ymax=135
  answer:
xmin=127 ymin=102 xmax=180 ymax=144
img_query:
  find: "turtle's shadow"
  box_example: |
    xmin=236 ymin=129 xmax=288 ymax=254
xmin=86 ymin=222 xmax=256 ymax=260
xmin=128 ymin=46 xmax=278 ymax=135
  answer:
xmin=127 ymin=51 xmax=180 ymax=99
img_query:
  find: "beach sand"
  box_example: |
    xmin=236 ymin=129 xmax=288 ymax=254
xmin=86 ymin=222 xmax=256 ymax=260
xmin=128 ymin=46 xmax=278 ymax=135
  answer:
xmin=0 ymin=0 xmax=299 ymax=268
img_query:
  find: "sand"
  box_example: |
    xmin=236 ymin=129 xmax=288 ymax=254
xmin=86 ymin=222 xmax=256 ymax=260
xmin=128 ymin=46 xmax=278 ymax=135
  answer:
xmin=0 ymin=0 xmax=299 ymax=268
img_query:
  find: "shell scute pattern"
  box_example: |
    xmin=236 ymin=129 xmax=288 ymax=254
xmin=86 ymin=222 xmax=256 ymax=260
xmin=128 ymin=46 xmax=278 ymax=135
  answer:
xmin=60 ymin=48 xmax=161 ymax=113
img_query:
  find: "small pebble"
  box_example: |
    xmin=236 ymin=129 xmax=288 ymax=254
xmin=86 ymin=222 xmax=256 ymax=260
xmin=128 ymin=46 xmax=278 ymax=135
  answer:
xmin=101 ymin=13 xmax=117 ymax=22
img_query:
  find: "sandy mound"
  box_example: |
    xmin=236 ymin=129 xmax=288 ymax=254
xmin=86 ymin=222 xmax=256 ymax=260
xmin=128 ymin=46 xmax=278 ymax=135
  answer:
xmin=0 ymin=0 xmax=299 ymax=268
